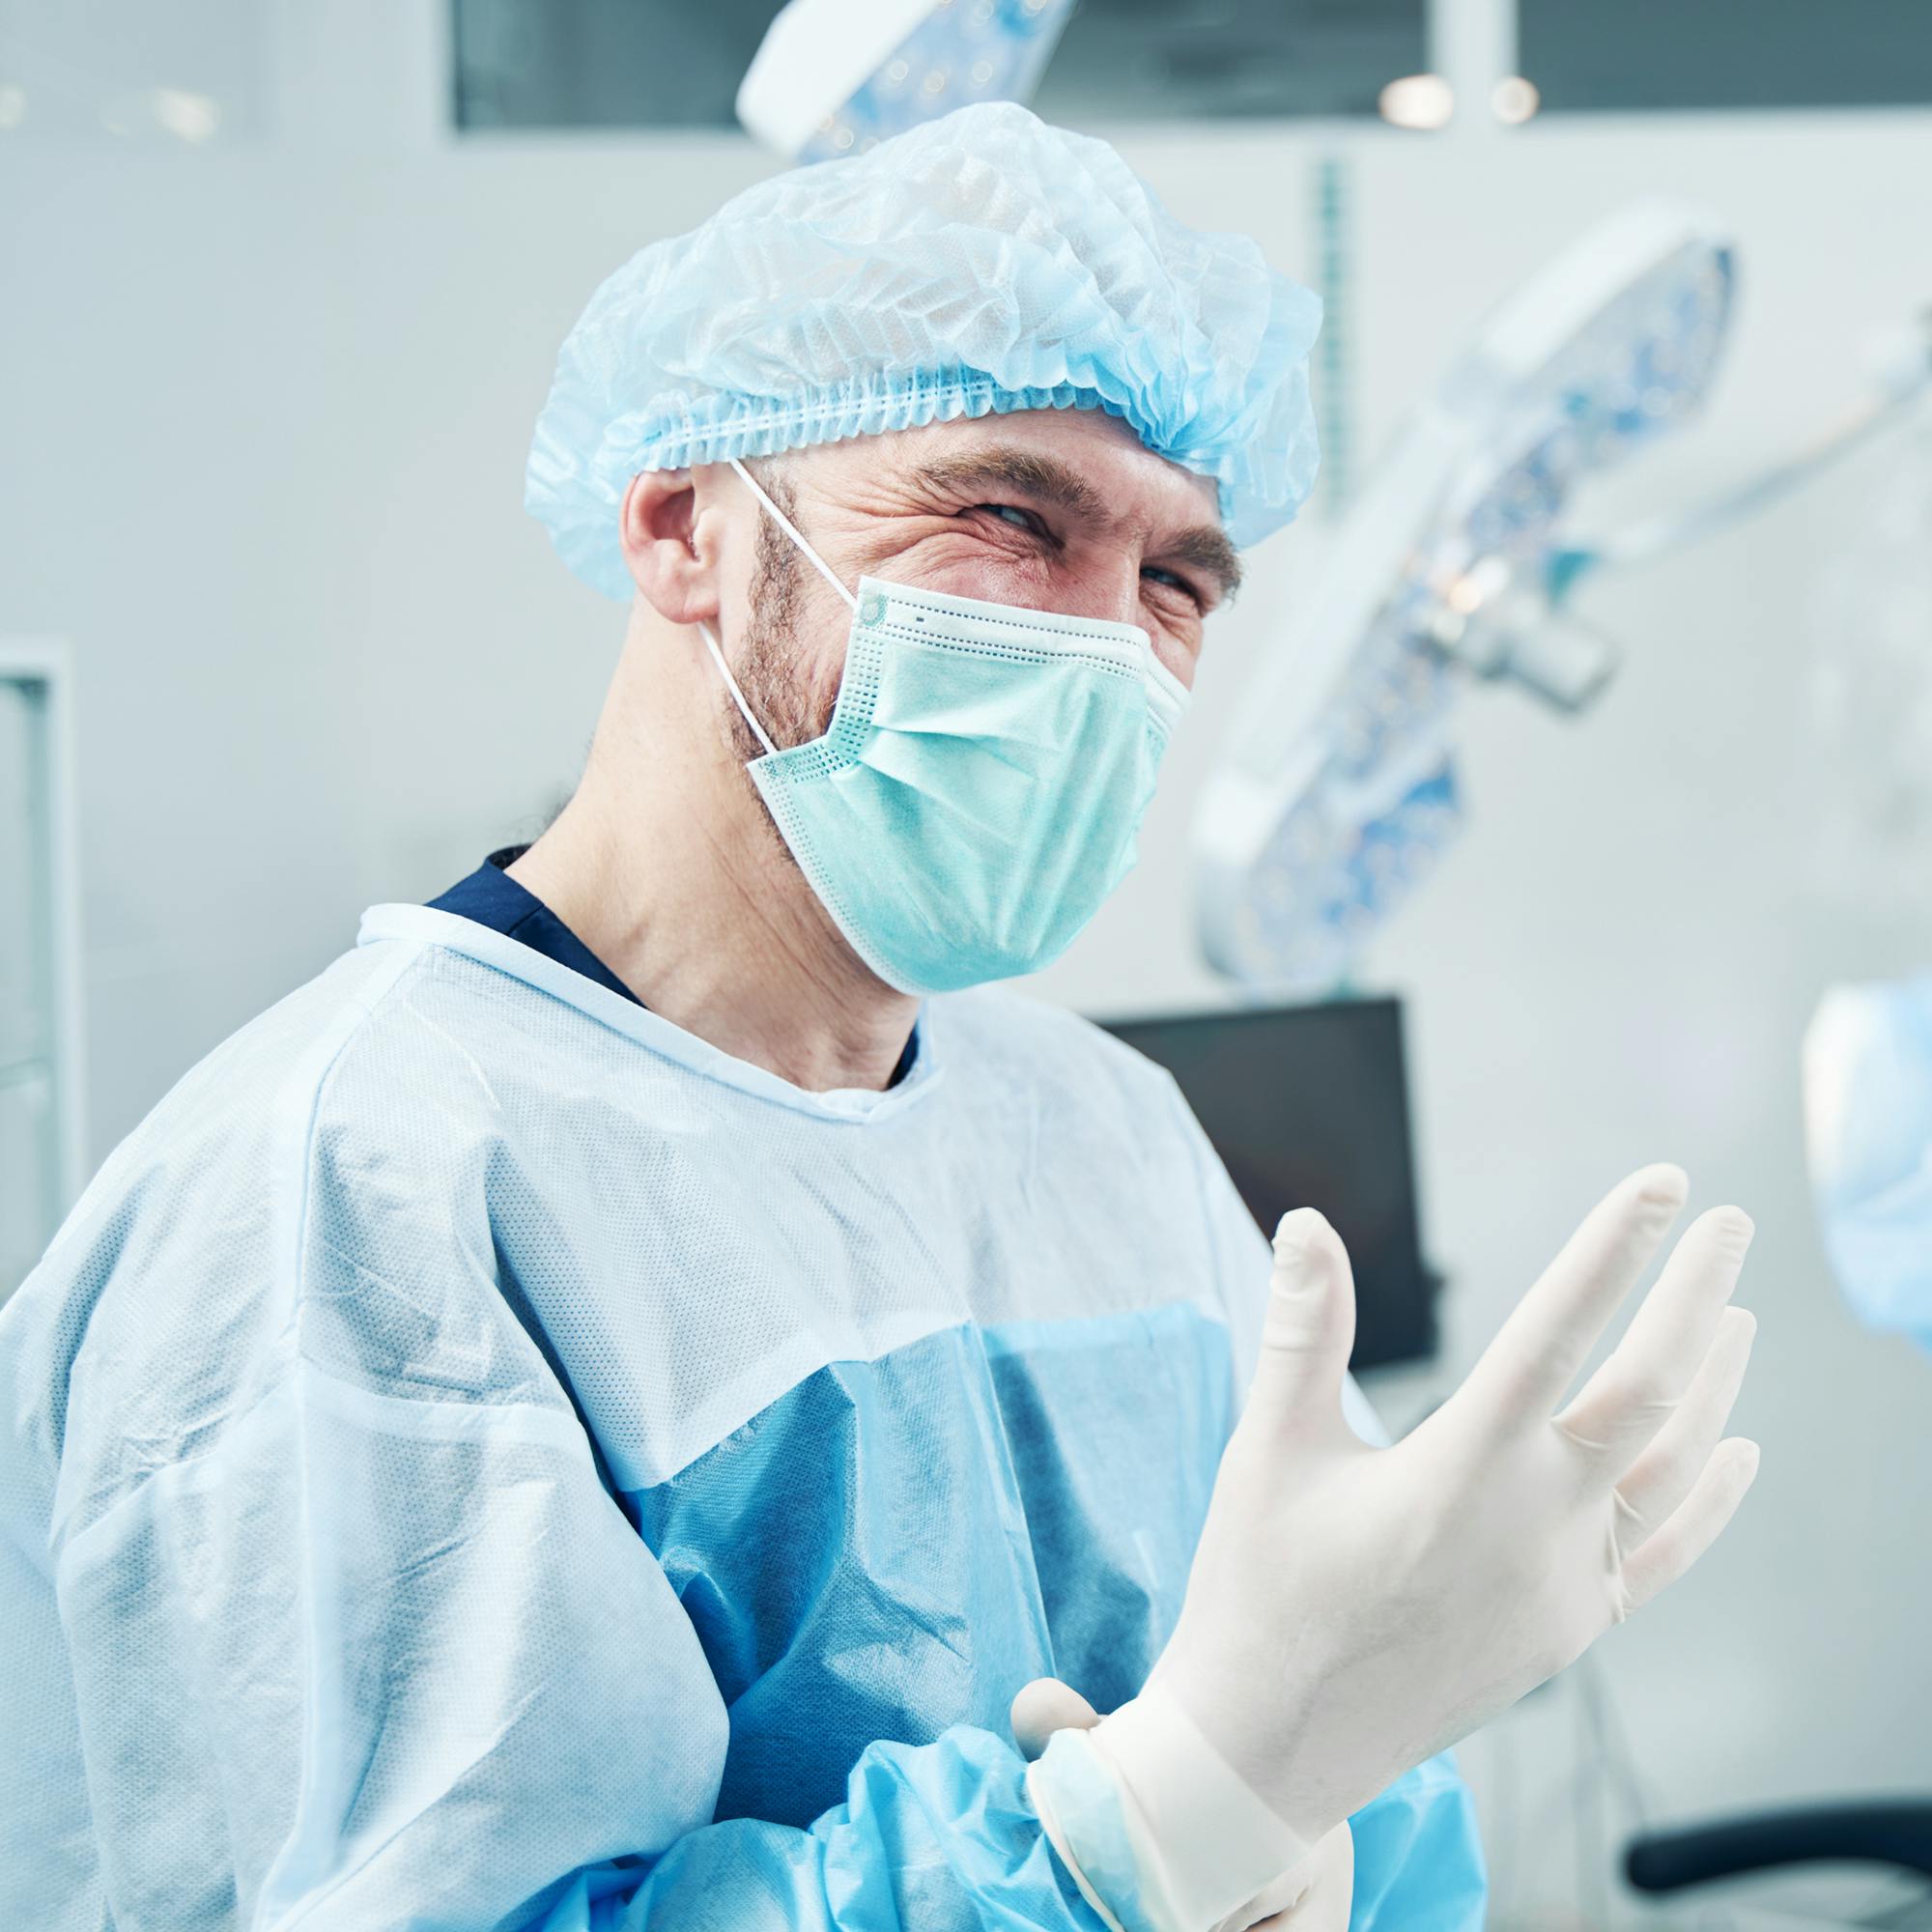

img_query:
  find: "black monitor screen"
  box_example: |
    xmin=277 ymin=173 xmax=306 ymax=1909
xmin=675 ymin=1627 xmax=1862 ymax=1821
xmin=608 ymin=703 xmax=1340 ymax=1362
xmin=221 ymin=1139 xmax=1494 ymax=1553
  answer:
xmin=1100 ymin=999 xmax=1438 ymax=1372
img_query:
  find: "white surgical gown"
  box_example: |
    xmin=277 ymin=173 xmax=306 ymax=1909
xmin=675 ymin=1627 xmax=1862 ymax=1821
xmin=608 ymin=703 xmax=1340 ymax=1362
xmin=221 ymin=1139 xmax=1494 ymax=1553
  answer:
xmin=0 ymin=904 xmax=1486 ymax=1929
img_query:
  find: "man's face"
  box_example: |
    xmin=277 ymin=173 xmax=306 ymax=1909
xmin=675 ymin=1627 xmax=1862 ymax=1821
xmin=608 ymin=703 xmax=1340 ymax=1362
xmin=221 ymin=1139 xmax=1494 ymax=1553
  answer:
xmin=715 ymin=408 xmax=1240 ymax=760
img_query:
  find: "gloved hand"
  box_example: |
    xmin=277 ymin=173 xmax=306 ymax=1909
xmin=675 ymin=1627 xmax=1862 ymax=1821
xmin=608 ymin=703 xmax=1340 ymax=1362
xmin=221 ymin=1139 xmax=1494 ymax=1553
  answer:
xmin=1013 ymin=1682 xmax=1354 ymax=1932
xmin=1024 ymin=1165 xmax=1759 ymax=1922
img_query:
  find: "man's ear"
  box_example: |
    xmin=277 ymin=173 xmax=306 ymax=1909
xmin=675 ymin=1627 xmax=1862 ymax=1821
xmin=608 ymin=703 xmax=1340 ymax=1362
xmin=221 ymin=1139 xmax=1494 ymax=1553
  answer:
xmin=619 ymin=469 xmax=722 ymax=625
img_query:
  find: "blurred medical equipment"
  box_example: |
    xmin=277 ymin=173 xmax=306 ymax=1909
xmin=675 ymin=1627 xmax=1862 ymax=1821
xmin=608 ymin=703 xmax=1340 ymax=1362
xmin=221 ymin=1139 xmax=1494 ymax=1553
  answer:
xmin=526 ymin=101 xmax=1320 ymax=599
xmin=1803 ymin=978 xmax=1932 ymax=1349
xmin=1103 ymin=999 xmax=1439 ymax=1370
xmin=1804 ymin=393 xmax=1932 ymax=923
xmin=1622 ymin=1409 xmax=1932 ymax=1927
xmin=1199 ymin=214 xmax=1932 ymax=995
xmin=1629 ymin=961 xmax=1932 ymax=1927
xmin=0 ymin=639 xmax=85 ymax=1299
xmin=1795 ymin=386 xmax=1932 ymax=1337
xmin=1195 ymin=200 xmax=1737 ymax=992
xmin=736 ymin=0 xmax=1075 ymax=161
xmin=1626 ymin=1802 xmax=1932 ymax=1923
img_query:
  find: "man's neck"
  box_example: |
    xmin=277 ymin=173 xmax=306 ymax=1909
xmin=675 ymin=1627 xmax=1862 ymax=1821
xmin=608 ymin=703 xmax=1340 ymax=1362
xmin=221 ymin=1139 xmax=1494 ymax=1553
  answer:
xmin=505 ymin=649 xmax=919 ymax=1095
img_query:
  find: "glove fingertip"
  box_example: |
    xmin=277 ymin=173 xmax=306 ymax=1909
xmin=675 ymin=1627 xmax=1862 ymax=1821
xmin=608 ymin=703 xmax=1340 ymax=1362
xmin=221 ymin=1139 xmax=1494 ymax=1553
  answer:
xmin=1633 ymin=1162 xmax=1690 ymax=1211
xmin=1272 ymin=1206 xmax=1334 ymax=1265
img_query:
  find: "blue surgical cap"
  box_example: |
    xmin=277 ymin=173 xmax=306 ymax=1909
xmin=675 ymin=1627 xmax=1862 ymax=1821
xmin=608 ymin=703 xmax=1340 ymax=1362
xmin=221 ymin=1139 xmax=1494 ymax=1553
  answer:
xmin=526 ymin=102 xmax=1321 ymax=599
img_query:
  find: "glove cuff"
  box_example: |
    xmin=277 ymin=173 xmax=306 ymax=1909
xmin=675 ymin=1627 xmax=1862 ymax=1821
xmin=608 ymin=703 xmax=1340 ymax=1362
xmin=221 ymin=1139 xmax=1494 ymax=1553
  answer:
xmin=1026 ymin=1684 xmax=1315 ymax=1932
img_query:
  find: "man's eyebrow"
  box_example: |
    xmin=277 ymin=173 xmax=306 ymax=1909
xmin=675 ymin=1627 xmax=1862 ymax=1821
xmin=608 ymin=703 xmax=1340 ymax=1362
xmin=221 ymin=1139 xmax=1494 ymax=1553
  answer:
xmin=912 ymin=446 xmax=1108 ymax=521
xmin=910 ymin=444 xmax=1243 ymax=601
xmin=1161 ymin=526 xmax=1243 ymax=602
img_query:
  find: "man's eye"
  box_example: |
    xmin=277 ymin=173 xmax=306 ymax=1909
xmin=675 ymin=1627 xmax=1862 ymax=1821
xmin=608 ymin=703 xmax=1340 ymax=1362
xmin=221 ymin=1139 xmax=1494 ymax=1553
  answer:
xmin=974 ymin=502 xmax=1046 ymax=535
xmin=1143 ymin=566 xmax=1207 ymax=610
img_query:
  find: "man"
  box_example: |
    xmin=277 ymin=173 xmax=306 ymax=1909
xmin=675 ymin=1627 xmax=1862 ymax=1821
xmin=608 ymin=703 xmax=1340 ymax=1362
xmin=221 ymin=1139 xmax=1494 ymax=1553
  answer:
xmin=1 ymin=104 xmax=1757 ymax=1930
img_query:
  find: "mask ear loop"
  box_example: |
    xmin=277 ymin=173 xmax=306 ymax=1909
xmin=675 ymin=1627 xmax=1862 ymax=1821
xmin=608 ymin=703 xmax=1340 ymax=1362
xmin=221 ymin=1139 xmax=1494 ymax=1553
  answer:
xmin=696 ymin=619 xmax=781 ymax=758
xmin=696 ymin=457 xmax=863 ymax=760
xmin=727 ymin=456 xmax=861 ymax=613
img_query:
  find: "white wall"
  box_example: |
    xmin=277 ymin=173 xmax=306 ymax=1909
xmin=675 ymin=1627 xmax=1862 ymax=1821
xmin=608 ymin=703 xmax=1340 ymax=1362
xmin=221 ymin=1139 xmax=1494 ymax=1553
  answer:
xmin=5 ymin=3 xmax=1930 ymax=1920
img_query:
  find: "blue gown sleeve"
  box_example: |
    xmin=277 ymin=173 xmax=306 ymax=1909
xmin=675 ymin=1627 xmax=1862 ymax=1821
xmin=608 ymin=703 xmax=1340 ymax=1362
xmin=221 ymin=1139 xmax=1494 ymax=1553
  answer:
xmin=1348 ymin=1755 xmax=1491 ymax=1931
xmin=551 ymin=1727 xmax=1104 ymax=1931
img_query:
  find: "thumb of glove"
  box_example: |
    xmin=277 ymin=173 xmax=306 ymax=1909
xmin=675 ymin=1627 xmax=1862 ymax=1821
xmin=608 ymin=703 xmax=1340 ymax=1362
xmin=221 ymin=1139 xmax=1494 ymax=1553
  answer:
xmin=1246 ymin=1208 xmax=1358 ymax=1442
xmin=1010 ymin=1678 xmax=1102 ymax=1761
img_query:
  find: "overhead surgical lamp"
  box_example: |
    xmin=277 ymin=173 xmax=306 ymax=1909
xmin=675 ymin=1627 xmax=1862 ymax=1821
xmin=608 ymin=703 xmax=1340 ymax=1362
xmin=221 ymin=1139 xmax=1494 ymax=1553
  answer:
xmin=1196 ymin=200 xmax=1739 ymax=992
xmin=1196 ymin=180 xmax=1932 ymax=999
xmin=737 ymin=0 xmax=1075 ymax=162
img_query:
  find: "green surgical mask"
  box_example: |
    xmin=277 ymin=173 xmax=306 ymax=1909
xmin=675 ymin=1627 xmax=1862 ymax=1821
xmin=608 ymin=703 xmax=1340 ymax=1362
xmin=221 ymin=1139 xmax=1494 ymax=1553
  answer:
xmin=699 ymin=457 xmax=1189 ymax=995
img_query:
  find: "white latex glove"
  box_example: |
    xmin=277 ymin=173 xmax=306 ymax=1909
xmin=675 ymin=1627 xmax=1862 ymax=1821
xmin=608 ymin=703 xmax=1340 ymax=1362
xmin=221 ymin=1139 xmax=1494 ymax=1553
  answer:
xmin=1026 ymin=1165 xmax=1759 ymax=1926
xmin=1013 ymin=1682 xmax=1353 ymax=1932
